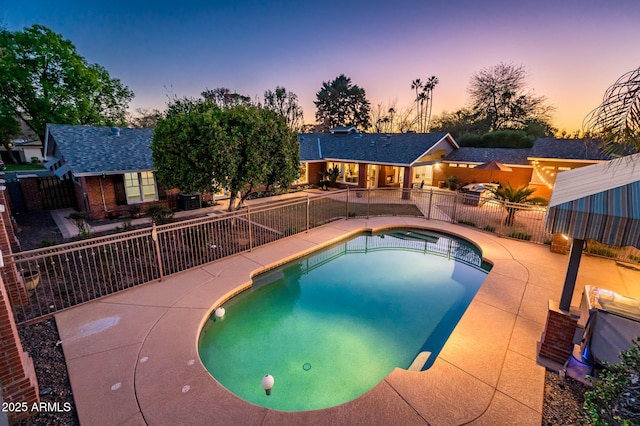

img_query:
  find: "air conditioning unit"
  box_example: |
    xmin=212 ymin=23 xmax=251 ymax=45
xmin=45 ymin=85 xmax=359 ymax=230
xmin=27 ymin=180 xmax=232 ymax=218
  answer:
xmin=177 ymin=192 xmax=201 ymax=210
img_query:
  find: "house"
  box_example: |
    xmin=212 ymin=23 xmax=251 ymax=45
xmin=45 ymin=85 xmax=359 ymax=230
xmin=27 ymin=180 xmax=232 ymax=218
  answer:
xmin=437 ymin=138 xmax=608 ymax=199
xmin=43 ymin=124 xmax=173 ymax=219
xmin=42 ymin=122 xmax=608 ymax=219
xmin=3 ymin=118 xmax=44 ymax=164
xmin=297 ymin=129 xmax=459 ymax=189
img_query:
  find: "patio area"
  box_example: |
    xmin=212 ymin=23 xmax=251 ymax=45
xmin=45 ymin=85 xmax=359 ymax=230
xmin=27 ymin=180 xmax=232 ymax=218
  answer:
xmin=54 ymin=216 xmax=640 ymax=425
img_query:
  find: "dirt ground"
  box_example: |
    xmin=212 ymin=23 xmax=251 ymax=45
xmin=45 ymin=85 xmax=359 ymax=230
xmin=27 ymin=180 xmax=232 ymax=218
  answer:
xmin=14 ymin=211 xmax=63 ymax=251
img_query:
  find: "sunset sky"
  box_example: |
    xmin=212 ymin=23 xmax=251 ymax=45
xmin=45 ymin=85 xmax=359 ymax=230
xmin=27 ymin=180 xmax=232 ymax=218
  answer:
xmin=3 ymin=0 xmax=640 ymax=133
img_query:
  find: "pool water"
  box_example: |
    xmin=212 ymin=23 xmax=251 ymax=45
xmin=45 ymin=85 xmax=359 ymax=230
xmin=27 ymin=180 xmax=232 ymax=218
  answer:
xmin=198 ymin=229 xmax=490 ymax=411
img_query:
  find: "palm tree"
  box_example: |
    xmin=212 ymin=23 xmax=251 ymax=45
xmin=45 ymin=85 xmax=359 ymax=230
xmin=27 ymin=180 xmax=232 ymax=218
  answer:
xmin=491 ymin=184 xmax=548 ymax=225
xmin=388 ymin=107 xmax=396 ymax=132
xmin=411 ymin=79 xmax=423 ymax=132
xmin=417 ymin=92 xmax=427 ymax=132
xmin=425 ymin=76 xmax=439 ymax=132
xmin=583 ymin=66 xmax=640 ymax=157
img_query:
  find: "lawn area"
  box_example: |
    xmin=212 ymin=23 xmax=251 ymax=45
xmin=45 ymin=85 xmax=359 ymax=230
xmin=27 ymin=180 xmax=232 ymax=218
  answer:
xmin=5 ymin=163 xmax=46 ymax=171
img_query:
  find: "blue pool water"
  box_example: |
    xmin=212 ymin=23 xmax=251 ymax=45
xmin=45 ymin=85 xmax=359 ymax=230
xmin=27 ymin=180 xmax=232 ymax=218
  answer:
xmin=198 ymin=229 xmax=490 ymax=411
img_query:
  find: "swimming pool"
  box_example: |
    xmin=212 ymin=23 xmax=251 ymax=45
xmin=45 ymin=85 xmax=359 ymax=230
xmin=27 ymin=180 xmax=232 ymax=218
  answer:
xmin=198 ymin=229 xmax=490 ymax=411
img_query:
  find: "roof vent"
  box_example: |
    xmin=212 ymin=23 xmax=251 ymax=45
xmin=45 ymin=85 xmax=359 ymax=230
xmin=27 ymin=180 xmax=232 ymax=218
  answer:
xmin=330 ymin=126 xmax=359 ymax=134
xmin=111 ymin=127 xmax=121 ymax=137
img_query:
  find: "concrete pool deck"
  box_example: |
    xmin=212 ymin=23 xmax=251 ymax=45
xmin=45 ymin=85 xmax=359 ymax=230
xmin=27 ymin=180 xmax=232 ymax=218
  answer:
xmin=54 ymin=217 xmax=640 ymax=425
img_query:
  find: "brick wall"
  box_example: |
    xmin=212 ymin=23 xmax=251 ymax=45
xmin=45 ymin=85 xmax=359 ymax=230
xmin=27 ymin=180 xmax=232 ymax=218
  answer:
xmin=18 ymin=178 xmax=44 ymax=213
xmin=307 ymin=163 xmax=325 ymax=186
xmin=539 ymin=300 xmax=579 ymax=364
xmin=0 ymin=186 xmax=39 ymax=423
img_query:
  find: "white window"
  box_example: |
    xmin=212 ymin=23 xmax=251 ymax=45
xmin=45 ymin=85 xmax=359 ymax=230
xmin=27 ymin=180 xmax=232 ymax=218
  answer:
xmin=124 ymin=172 xmax=158 ymax=203
xmin=326 ymin=161 xmax=359 ymax=184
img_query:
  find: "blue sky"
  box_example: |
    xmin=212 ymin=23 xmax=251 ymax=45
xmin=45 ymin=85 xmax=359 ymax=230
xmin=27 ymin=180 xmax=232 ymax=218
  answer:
xmin=3 ymin=0 xmax=640 ymax=132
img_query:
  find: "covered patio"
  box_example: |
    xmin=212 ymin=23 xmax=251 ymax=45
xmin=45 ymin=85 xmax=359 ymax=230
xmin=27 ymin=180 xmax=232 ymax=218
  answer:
xmin=545 ymin=154 xmax=640 ymax=311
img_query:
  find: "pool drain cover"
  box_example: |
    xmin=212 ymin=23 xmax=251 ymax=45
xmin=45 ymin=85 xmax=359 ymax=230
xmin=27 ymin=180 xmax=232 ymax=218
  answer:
xmin=303 ymin=363 xmax=311 ymax=371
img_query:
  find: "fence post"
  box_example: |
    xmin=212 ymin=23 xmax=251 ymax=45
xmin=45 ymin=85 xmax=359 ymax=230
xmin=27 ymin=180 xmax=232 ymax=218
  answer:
xmin=498 ymin=202 xmax=506 ymax=236
xmin=346 ymin=188 xmax=350 ymax=219
xmin=451 ymin=192 xmax=458 ymax=223
xmin=306 ymin=195 xmax=310 ymax=232
xmin=248 ymin=205 xmax=253 ymax=251
xmin=151 ymin=224 xmax=164 ymax=280
xmin=427 ymin=188 xmax=433 ymax=220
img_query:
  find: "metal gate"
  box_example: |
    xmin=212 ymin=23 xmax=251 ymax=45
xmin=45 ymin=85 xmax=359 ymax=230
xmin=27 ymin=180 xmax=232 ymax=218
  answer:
xmin=37 ymin=177 xmax=76 ymax=210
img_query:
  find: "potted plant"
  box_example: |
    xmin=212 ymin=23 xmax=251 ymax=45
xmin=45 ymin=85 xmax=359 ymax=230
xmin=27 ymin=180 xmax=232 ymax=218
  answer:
xmin=22 ymin=270 xmax=40 ymax=291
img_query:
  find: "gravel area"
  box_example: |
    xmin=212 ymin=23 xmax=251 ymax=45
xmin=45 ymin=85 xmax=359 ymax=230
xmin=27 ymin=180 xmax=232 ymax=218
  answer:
xmin=14 ymin=212 xmax=63 ymax=251
xmin=543 ymin=369 xmax=590 ymax=425
xmin=16 ymin=319 xmax=79 ymax=426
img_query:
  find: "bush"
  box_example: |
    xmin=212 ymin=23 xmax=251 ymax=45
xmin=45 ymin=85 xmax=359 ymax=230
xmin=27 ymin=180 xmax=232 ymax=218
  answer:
xmin=456 ymin=130 xmax=535 ymax=148
xmin=447 ymin=175 xmax=459 ymax=190
xmin=481 ymin=130 xmax=535 ymax=148
xmin=146 ymin=205 xmax=174 ymax=225
xmin=508 ymin=231 xmax=531 ymax=241
xmin=457 ymin=219 xmax=476 ymax=227
xmin=584 ymin=338 xmax=640 ymax=425
xmin=482 ymin=225 xmax=496 ymax=232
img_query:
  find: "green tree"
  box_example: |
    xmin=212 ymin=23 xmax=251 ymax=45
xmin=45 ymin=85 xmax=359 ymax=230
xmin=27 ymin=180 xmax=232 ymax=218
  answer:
xmin=128 ymin=108 xmax=161 ymax=128
xmin=583 ymin=66 xmax=640 ymax=157
xmin=0 ymin=24 xmax=133 ymax=141
xmin=491 ymin=184 xmax=548 ymax=225
xmin=201 ymin=87 xmax=252 ymax=108
xmin=263 ymin=86 xmax=304 ymax=132
xmin=430 ymin=108 xmax=491 ymax=138
xmin=314 ymin=74 xmax=371 ymax=130
xmin=152 ymin=99 xmax=299 ymax=211
xmin=468 ymin=63 xmax=553 ymax=132
xmin=584 ymin=338 xmax=640 ymax=425
xmin=0 ymin=106 xmax=20 ymax=163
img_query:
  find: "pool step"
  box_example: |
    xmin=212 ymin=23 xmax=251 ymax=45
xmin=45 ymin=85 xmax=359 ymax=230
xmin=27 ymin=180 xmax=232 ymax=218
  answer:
xmin=408 ymin=351 xmax=432 ymax=371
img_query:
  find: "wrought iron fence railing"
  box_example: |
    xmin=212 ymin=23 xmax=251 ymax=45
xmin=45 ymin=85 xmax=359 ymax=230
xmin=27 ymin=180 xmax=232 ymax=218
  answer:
xmin=3 ymin=187 xmax=636 ymax=325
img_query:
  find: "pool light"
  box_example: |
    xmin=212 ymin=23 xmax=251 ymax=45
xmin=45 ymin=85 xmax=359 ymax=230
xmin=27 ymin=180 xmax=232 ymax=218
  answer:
xmin=261 ymin=374 xmax=274 ymax=396
xmin=214 ymin=307 xmax=226 ymax=320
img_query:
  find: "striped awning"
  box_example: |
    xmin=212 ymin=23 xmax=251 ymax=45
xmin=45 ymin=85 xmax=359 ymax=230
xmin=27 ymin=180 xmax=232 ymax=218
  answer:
xmin=545 ymin=180 xmax=640 ymax=248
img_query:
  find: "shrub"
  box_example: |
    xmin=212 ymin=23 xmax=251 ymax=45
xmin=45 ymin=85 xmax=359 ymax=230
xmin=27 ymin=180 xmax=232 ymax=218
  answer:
xmin=584 ymin=338 xmax=640 ymax=425
xmin=508 ymin=231 xmax=531 ymax=241
xmin=39 ymin=239 xmax=58 ymax=248
xmin=147 ymin=205 xmax=174 ymax=225
xmin=481 ymin=130 xmax=535 ymax=148
xmin=482 ymin=225 xmax=496 ymax=232
xmin=457 ymin=219 xmax=476 ymax=227
xmin=447 ymin=175 xmax=459 ymax=190
xmin=66 ymin=211 xmax=89 ymax=234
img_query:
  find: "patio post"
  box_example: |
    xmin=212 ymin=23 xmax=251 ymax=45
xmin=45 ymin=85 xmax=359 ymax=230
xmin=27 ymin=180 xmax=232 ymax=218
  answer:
xmin=559 ymin=238 xmax=584 ymax=311
xmin=427 ymin=188 xmax=433 ymax=220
